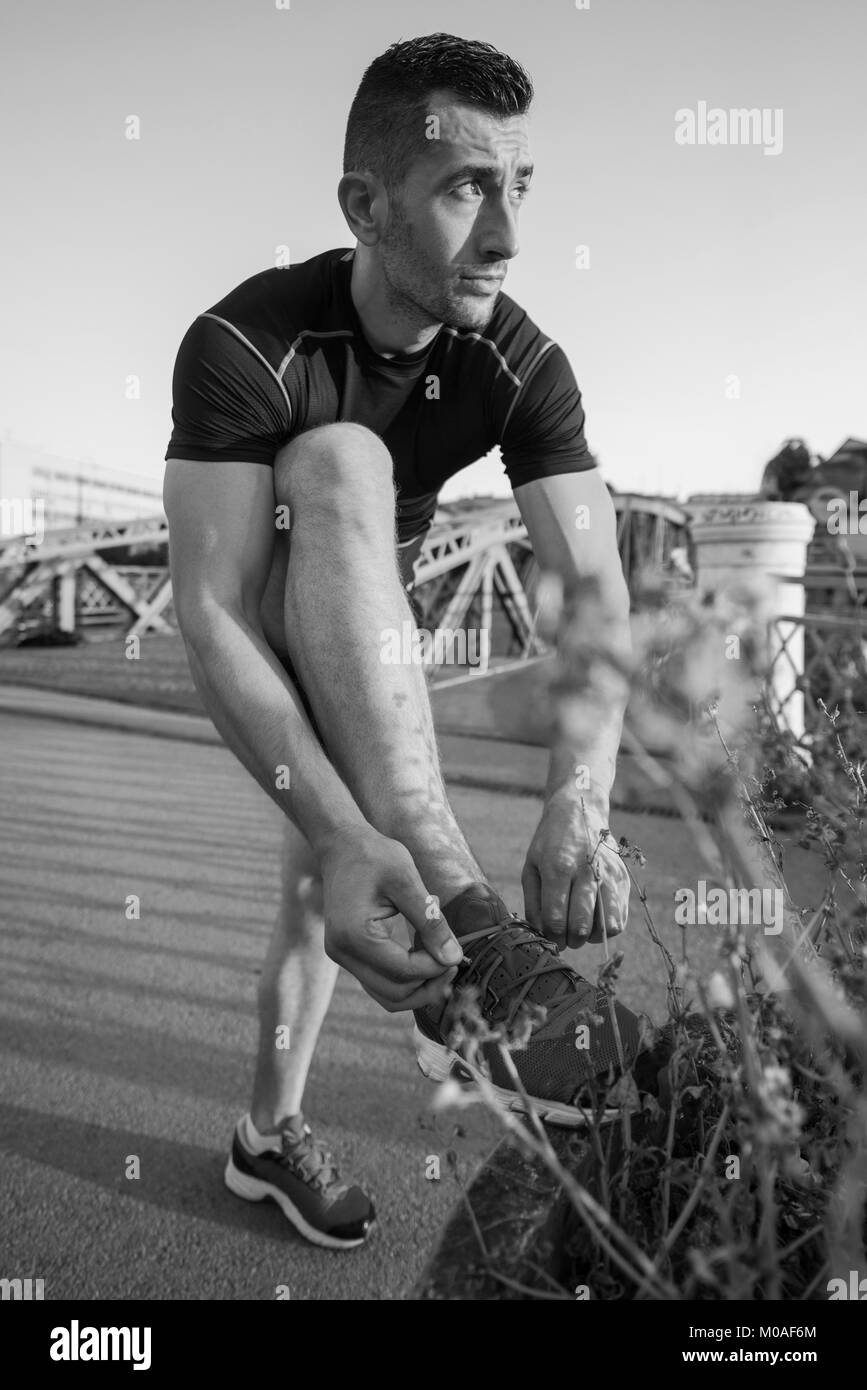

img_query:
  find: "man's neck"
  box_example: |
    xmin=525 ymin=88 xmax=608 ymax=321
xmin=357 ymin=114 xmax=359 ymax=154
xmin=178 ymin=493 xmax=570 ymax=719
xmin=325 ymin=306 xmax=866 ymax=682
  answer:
xmin=349 ymin=247 xmax=441 ymax=358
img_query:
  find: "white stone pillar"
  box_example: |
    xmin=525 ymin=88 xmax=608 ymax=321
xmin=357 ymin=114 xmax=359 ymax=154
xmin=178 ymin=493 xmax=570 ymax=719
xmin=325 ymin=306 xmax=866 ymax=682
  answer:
xmin=685 ymin=497 xmax=816 ymax=738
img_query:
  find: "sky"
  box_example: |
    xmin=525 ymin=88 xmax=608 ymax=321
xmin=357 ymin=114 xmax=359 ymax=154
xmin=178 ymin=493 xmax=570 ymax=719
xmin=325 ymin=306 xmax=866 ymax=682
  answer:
xmin=1 ymin=0 xmax=865 ymax=504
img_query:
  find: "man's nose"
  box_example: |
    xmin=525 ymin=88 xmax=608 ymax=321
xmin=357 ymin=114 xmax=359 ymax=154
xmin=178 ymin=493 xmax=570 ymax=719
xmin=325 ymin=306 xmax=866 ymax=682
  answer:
xmin=476 ymin=194 xmax=521 ymax=262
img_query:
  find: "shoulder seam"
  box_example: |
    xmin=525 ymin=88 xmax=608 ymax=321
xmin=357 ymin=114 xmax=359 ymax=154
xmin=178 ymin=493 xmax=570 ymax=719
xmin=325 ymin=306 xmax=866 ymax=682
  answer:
xmin=500 ymin=339 xmax=558 ymax=436
xmin=200 ymin=313 xmax=293 ymax=427
xmin=278 ymin=329 xmax=355 ymax=379
xmin=441 ymin=326 xmax=523 ymax=389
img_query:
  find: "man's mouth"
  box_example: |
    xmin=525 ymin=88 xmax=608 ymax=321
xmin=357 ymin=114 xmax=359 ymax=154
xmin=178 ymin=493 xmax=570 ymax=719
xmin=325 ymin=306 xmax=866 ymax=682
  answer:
xmin=459 ymin=273 xmax=505 ymax=295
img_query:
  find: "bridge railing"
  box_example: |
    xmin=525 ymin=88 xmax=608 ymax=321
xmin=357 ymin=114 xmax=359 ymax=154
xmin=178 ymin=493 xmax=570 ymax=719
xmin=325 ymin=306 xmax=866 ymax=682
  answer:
xmin=767 ymin=609 xmax=867 ymax=752
xmin=0 ymin=495 xmax=693 ymax=657
xmin=3 ymin=499 xmax=863 ymax=765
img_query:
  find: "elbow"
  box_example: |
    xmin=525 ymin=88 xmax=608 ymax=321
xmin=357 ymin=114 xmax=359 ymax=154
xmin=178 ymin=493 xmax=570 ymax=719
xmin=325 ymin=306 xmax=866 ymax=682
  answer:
xmin=171 ymin=585 xmax=226 ymax=653
xmin=172 ymin=584 xmax=260 ymax=659
xmin=170 ymin=580 xmax=206 ymax=644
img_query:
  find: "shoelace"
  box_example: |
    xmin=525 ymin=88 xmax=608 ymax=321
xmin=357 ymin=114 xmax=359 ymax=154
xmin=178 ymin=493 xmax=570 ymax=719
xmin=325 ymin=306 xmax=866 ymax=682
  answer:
xmin=454 ymin=919 xmax=595 ymax=1032
xmin=279 ymin=1127 xmax=342 ymax=1194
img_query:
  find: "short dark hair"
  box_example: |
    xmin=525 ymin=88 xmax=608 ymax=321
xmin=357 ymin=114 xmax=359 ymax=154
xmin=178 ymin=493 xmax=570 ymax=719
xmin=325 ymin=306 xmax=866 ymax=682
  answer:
xmin=344 ymin=33 xmax=533 ymax=192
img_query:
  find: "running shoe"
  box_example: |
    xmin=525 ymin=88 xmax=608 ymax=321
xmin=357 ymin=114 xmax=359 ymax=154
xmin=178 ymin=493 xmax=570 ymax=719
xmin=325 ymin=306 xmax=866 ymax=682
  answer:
xmin=224 ymin=1113 xmax=375 ymax=1249
xmin=413 ymin=884 xmax=646 ymax=1127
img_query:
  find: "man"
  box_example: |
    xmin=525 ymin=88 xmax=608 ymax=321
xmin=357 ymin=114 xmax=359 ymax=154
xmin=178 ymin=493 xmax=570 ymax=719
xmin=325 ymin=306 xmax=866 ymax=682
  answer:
xmin=163 ymin=33 xmax=641 ymax=1252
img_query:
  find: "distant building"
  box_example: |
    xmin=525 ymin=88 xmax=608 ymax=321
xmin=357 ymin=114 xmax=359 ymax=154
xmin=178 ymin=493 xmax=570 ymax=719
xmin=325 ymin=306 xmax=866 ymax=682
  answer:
xmin=804 ymin=437 xmax=867 ymax=499
xmin=0 ymin=438 xmax=162 ymax=536
xmin=760 ymin=436 xmax=867 ymax=507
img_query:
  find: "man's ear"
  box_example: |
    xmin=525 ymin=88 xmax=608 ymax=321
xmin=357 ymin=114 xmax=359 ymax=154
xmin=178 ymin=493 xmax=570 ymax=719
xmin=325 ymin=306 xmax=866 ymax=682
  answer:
xmin=337 ymin=172 xmax=388 ymax=246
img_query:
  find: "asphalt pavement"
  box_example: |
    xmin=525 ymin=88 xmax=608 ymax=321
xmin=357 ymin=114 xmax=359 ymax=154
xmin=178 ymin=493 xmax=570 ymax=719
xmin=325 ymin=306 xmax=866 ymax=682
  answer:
xmin=0 ymin=702 xmax=825 ymax=1299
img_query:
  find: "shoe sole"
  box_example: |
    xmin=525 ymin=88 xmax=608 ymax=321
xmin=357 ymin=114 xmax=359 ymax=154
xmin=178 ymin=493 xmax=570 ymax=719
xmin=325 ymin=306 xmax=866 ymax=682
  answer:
xmin=224 ymin=1156 xmax=371 ymax=1251
xmin=413 ymin=1025 xmax=621 ymax=1129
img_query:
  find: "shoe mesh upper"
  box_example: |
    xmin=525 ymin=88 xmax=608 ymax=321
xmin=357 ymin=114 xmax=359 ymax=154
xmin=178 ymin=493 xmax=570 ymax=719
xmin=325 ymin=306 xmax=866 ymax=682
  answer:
xmin=416 ymin=886 xmax=646 ymax=1106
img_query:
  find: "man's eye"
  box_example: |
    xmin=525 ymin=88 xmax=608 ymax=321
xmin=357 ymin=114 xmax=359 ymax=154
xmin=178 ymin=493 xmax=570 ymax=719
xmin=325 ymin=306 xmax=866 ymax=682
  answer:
xmin=451 ymin=181 xmax=531 ymax=200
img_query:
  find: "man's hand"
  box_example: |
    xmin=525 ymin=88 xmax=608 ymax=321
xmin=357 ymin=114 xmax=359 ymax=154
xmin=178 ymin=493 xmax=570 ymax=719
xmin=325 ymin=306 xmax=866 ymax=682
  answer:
xmin=521 ymin=788 xmax=629 ymax=949
xmin=319 ymin=825 xmax=464 ymax=1012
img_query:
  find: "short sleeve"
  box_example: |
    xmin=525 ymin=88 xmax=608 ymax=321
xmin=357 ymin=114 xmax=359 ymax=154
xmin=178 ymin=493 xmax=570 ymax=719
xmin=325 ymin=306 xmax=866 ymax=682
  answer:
xmin=164 ymin=314 xmax=291 ymax=465
xmin=499 ymin=343 xmax=596 ymax=490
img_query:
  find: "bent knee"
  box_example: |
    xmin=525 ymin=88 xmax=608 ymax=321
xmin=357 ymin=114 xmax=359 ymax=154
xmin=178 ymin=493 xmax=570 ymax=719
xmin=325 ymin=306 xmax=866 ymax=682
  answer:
xmin=293 ymin=870 xmax=324 ymax=918
xmin=271 ymin=870 xmax=326 ymax=950
xmin=273 ymin=423 xmax=394 ymax=510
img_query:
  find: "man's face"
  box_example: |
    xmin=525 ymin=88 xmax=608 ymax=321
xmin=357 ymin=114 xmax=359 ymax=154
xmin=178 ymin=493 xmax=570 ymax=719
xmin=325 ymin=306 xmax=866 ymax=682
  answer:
xmin=378 ymin=93 xmax=533 ymax=332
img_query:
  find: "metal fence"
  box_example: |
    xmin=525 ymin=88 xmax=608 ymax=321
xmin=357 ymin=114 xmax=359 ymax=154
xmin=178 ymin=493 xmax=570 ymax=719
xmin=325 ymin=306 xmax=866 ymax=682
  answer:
xmin=768 ymin=609 xmax=867 ymax=752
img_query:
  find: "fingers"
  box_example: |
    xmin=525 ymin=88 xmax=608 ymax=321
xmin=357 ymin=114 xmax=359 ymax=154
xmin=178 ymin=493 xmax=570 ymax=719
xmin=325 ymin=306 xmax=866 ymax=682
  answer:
xmin=397 ymin=966 xmax=460 ymax=1013
xmin=583 ymin=875 xmax=628 ymax=944
xmin=531 ymin=859 xmax=629 ymax=949
xmin=387 ymin=868 xmax=464 ymax=968
xmin=328 ymin=916 xmax=461 ymax=1016
xmin=566 ymin=876 xmax=598 ymax=949
xmin=604 ymin=877 xmax=629 ymax=936
xmin=320 ymin=833 xmax=466 ymax=1013
xmin=540 ymin=869 xmax=572 ymax=947
xmin=358 ymin=964 xmax=459 ymax=1014
xmin=328 ymin=927 xmax=445 ymax=987
xmin=521 ymin=862 xmax=542 ymax=932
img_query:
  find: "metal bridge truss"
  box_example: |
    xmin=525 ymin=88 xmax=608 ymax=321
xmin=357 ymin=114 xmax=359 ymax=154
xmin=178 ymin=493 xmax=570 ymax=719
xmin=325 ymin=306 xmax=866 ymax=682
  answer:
xmin=0 ymin=496 xmax=691 ymax=666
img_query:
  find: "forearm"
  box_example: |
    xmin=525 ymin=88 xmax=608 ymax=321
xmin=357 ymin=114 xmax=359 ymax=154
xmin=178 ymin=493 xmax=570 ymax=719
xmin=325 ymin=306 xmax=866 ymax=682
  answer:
xmin=546 ymin=708 xmax=624 ymax=810
xmin=546 ymin=588 xmax=631 ymax=812
xmin=180 ymin=600 xmax=366 ymax=854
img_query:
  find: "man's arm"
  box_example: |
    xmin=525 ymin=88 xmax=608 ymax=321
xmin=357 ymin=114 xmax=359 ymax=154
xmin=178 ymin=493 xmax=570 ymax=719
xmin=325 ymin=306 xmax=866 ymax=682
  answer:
xmin=163 ymin=458 xmax=462 ymax=1007
xmin=513 ymin=470 xmax=632 ymax=948
xmin=515 ymin=470 xmax=631 ymax=803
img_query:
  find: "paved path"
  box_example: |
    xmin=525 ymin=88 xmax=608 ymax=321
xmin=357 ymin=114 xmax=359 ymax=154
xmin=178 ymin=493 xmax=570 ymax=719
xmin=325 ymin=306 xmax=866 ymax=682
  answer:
xmin=0 ymin=711 xmax=507 ymax=1300
xmin=0 ymin=703 xmax=825 ymax=1300
xmin=0 ymin=681 xmax=674 ymax=811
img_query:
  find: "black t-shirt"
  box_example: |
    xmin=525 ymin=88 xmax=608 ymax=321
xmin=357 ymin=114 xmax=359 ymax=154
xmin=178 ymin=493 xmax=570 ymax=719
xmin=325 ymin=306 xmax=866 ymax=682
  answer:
xmin=165 ymin=247 xmax=596 ymax=546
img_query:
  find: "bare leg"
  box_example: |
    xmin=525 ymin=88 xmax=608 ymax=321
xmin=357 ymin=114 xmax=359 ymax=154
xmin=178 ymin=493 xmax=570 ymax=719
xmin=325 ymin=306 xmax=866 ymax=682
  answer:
xmin=249 ymin=818 xmax=338 ymax=1130
xmin=275 ymin=423 xmax=486 ymax=906
xmin=249 ymin=423 xmax=489 ymax=1126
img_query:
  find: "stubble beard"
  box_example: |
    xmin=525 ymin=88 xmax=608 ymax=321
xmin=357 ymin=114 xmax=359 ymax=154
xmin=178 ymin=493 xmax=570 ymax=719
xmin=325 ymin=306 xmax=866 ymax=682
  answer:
xmin=379 ymin=205 xmax=495 ymax=334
